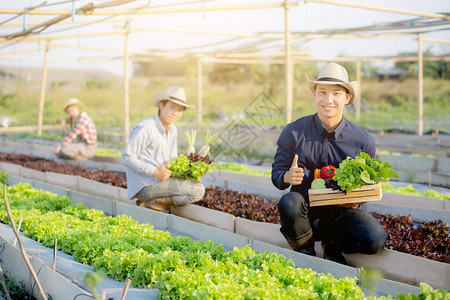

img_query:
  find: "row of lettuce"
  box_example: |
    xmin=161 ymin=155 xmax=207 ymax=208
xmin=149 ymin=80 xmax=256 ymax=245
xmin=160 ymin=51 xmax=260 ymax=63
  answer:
xmin=1 ymin=182 xmax=446 ymax=299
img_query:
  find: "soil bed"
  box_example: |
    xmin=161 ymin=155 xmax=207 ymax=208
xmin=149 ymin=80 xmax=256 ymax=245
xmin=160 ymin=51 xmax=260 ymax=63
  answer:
xmin=198 ymin=185 xmax=280 ymax=224
xmin=0 ymin=152 xmax=127 ymax=187
xmin=372 ymin=213 xmax=449 ymax=264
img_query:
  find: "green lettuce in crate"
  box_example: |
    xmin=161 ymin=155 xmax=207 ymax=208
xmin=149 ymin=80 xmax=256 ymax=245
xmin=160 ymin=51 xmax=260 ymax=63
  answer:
xmin=333 ymin=152 xmax=399 ymax=193
xmin=167 ymin=154 xmax=213 ymax=183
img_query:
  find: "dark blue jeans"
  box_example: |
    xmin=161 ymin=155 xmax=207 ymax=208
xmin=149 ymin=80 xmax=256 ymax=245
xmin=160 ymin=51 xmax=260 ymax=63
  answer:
xmin=277 ymin=192 xmax=386 ymax=254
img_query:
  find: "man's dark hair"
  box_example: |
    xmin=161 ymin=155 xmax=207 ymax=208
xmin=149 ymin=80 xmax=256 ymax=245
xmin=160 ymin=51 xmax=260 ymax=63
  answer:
xmin=157 ymin=100 xmax=169 ymax=115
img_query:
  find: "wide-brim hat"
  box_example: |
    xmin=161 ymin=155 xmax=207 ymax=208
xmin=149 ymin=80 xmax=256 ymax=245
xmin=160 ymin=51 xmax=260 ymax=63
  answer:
xmin=307 ymin=62 xmax=360 ymax=105
xmin=153 ymin=86 xmax=194 ymax=109
xmin=63 ymin=98 xmax=84 ymax=112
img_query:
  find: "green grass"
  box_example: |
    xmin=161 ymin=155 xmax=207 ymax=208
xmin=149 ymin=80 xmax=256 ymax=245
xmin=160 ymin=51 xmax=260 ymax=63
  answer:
xmin=1 ymin=75 xmax=449 ymax=138
xmin=346 ymin=78 xmax=450 ymax=132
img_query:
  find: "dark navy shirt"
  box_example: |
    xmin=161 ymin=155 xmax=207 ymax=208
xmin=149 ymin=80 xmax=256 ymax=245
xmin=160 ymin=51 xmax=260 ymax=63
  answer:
xmin=271 ymin=113 xmax=376 ymax=201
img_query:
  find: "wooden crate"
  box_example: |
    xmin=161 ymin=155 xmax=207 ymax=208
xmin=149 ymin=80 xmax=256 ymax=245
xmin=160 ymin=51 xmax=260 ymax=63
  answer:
xmin=308 ymin=183 xmax=383 ymax=207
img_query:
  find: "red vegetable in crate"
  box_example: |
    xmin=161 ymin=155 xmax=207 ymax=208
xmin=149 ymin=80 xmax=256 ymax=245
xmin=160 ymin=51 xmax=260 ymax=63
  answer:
xmin=320 ymin=165 xmax=336 ymax=179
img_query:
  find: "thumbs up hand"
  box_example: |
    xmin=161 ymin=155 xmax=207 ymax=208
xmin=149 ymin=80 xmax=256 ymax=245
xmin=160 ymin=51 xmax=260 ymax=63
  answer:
xmin=283 ymin=154 xmax=304 ymax=186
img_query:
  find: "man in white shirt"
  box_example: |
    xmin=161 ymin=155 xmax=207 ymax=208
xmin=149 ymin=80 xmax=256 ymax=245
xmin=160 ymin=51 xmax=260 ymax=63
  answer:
xmin=121 ymin=86 xmax=205 ymax=211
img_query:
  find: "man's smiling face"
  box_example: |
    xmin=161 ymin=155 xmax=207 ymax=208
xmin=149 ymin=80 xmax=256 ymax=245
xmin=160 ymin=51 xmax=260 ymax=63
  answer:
xmin=313 ymin=83 xmax=351 ymax=122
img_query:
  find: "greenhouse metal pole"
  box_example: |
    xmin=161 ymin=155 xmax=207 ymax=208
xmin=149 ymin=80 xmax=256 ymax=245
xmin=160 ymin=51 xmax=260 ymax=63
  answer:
xmin=284 ymin=0 xmax=293 ymax=124
xmin=417 ymin=33 xmax=423 ymax=137
xmin=123 ymin=19 xmax=130 ymax=143
xmin=197 ymin=58 xmax=203 ymax=124
xmin=37 ymin=41 xmax=49 ymax=136
xmin=356 ymin=58 xmax=361 ymax=121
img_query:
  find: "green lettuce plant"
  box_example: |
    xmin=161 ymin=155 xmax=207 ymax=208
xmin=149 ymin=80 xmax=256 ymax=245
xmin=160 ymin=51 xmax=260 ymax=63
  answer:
xmin=334 ymin=152 xmax=399 ymax=193
xmin=167 ymin=154 xmax=212 ymax=182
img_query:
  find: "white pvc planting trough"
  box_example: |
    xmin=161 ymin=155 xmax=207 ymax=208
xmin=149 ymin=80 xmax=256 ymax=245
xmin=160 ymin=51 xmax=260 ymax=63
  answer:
xmin=0 ymin=224 xmax=159 ymax=300
xmin=4 ymin=170 xmax=449 ymax=292
xmin=2 ymin=175 xmax=422 ymax=300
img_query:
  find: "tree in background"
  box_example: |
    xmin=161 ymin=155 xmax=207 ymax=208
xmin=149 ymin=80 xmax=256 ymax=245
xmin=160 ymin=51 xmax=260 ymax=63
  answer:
xmin=207 ymin=63 xmax=251 ymax=85
xmin=395 ymin=50 xmax=449 ymax=79
xmin=133 ymin=58 xmax=196 ymax=77
xmin=331 ymin=55 xmax=378 ymax=81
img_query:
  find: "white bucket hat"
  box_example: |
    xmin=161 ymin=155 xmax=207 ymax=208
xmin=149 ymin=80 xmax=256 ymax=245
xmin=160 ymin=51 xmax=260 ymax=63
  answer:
xmin=153 ymin=86 xmax=194 ymax=109
xmin=307 ymin=62 xmax=360 ymax=105
xmin=63 ymin=98 xmax=84 ymax=112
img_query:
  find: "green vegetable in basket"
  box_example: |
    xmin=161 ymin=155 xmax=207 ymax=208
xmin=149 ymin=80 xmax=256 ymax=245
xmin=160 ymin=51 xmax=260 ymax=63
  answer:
xmin=333 ymin=152 xmax=399 ymax=193
xmin=311 ymin=178 xmax=326 ymax=190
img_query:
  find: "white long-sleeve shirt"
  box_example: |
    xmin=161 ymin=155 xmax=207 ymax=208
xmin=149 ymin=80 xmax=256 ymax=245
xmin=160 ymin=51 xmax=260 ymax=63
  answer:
xmin=121 ymin=115 xmax=178 ymax=199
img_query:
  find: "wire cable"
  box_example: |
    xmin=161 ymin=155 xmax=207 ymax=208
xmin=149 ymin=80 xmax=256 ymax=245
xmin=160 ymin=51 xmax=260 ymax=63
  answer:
xmin=29 ymin=0 xmax=151 ymax=36
xmin=0 ymin=1 xmax=48 ymax=26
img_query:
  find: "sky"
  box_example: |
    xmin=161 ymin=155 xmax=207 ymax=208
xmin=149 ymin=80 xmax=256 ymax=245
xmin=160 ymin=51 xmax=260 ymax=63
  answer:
xmin=0 ymin=0 xmax=449 ymax=76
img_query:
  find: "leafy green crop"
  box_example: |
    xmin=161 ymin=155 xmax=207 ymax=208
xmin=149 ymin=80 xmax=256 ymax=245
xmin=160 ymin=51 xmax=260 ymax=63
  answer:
xmin=94 ymin=148 xmax=122 ymax=157
xmin=396 ymin=283 xmax=450 ymax=300
xmin=0 ymin=272 xmax=29 ymax=299
xmin=334 ymin=152 xmax=399 ymax=193
xmin=216 ymin=162 xmax=271 ymax=177
xmin=382 ymin=183 xmax=450 ymax=200
xmin=3 ymin=183 xmax=441 ymax=299
xmin=1 ymin=183 xmax=373 ymax=299
xmin=167 ymin=154 xmax=212 ymax=182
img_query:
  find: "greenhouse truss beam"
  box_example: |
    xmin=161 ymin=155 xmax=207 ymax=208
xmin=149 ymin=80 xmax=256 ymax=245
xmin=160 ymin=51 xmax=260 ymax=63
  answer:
xmin=0 ymin=2 xmax=300 ymax=16
xmin=0 ymin=18 xmax=127 ymax=27
xmin=0 ymin=1 xmax=448 ymax=138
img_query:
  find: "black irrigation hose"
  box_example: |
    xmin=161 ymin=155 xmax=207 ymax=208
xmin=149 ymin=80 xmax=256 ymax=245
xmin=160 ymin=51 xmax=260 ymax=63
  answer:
xmin=72 ymin=294 xmax=95 ymax=300
xmin=28 ymin=263 xmax=46 ymax=300
xmin=28 ymin=262 xmax=93 ymax=300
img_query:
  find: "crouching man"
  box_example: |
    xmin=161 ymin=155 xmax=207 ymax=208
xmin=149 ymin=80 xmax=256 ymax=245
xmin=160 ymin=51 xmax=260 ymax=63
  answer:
xmin=121 ymin=87 xmax=205 ymax=211
xmin=272 ymin=63 xmax=386 ymax=264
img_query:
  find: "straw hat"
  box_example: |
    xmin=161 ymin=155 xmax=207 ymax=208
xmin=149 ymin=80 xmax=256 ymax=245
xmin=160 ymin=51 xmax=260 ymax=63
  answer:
xmin=153 ymin=86 xmax=194 ymax=109
xmin=63 ymin=98 xmax=84 ymax=112
xmin=307 ymin=62 xmax=360 ymax=105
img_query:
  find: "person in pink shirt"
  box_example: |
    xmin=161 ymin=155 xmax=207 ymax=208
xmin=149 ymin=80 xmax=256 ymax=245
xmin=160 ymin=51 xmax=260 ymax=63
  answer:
xmin=53 ymin=98 xmax=97 ymax=161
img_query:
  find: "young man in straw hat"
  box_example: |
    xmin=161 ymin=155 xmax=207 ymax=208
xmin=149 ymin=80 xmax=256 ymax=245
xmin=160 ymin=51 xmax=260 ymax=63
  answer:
xmin=121 ymin=86 xmax=205 ymax=211
xmin=272 ymin=62 xmax=386 ymax=264
xmin=53 ymin=98 xmax=97 ymax=161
